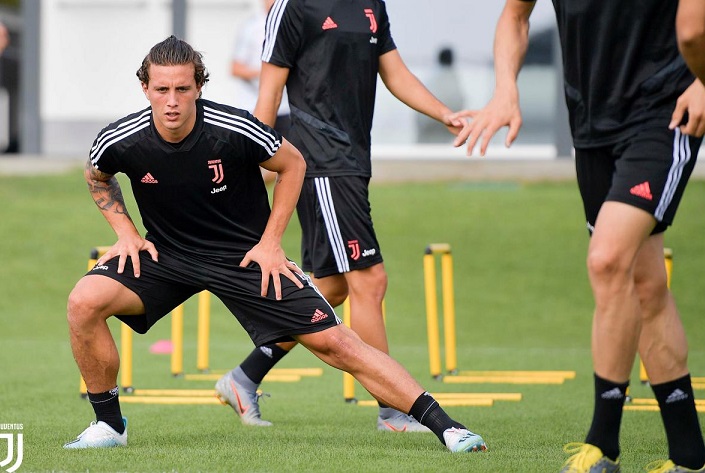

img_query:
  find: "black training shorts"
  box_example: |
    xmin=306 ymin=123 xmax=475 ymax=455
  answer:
xmin=296 ymin=175 xmax=384 ymax=277
xmin=575 ymin=127 xmax=700 ymax=235
xmin=85 ymin=245 xmax=340 ymax=346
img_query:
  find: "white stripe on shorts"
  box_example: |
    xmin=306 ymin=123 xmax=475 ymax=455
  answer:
xmin=655 ymin=128 xmax=691 ymax=221
xmin=314 ymin=177 xmax=350 ymax=273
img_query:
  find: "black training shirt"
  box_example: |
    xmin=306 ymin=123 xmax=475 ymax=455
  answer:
xmin=263 ymin=0 xmax=396 ymax=177
xmin=90 ymin=99 xmax=282 ymax=259
xmin=525 ymin=0 xmax=694 ymax=147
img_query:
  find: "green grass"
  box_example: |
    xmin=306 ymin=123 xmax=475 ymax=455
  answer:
xmin=1 ymin=170 xmax=704 ymax=472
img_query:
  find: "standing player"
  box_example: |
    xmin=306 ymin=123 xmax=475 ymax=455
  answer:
xmin=452 ymin=1 xmax=705 ymax=471
xmin=63 ymin=35 xmax=487 ymax=454
xmin=215 ymin=0 xmax=470 ymax=432
xmin=230 ymin=0 xmax=291 ymax=185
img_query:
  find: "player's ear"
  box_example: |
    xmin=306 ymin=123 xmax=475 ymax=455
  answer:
xmin=141 ymin=81 xmax=149 ymax=97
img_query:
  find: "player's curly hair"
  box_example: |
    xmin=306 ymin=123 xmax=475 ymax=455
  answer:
xmin=136 ymin=35 xmax=210 ymax=96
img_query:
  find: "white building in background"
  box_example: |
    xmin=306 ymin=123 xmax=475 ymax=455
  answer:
xmin=41 ymin=0 xmax=253 ymax=154
xmin=37 ymin=0 xmax=558 ymax=155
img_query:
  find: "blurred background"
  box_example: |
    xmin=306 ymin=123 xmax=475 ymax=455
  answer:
xmin=0 ymin=0 xmax=567 ymax=158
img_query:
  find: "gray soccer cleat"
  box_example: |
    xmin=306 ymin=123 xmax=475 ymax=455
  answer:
xmin=377 ymin=408 xmax=432 ymax=432
xmin=215 ymin=373 xmax=272 ymax=427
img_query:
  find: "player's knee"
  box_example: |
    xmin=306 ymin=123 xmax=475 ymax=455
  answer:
xmin=323 ymin=280 xmax=349 ymax=307
xmin=349 ymin=266 xmax=387 ymax=302
xmin=314 ymin=275 xmax=348 ymax=306
xmin=326 ymin=288 xmax=348 ymax=308
xmin=586 ymin=247 xmax=627 ymax=282
xmin=635 ymin=277 xmax=669 ymax=318
xmin=66 ymin=288 xmax=105 ymax=327
xmin=368 ymin=270 xmax=388 ymax=299
xmin=305 ymin=326 xmax=362 ymax=369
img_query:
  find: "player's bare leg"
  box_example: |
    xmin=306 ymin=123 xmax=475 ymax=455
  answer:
xmin=574 ymin=202 xmax=704 ymax=468
xmin=588 ymin=202 xmax=654 ymax=382
xmin=633 ymin=232 xmax=705 ymax=469
xmin=313 ymin=264 xmax=429 ymax=431
xmin=296 ymin=324 xmax=487 ymax=452
xmin=634 ymin=233 xmax=688 ymax=384
xmin=221 ymin=263 xmax=426 ymax=430
xmin=64 ymin=275 xmax=143 ymax=448
xmin=336 ymin=263 xmax=389 ymax=353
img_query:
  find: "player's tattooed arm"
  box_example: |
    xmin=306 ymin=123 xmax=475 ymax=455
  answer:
xmin=84 ymin=158 xmax=132 ymax=219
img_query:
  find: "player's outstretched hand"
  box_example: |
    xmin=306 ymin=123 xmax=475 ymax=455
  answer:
xmin=670 ymin=79 xmax=705 ymax=138
xmin=441 ymin=112 xmax=471 ymax=137
xmin=450 ymin=92 xmax=523 ymax=157
xmin=96 ymin=234 xmax=158 ymax=278
xmin=241 ymin=241 xmax=304 ymax=300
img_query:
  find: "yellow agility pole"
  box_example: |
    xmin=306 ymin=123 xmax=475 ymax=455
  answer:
xmin=343 ymin=298 xmax=356 ymax=402
xmin=423 ymin=243 xmax=457 ymax=379
xmin=171 ymin=304 xmax=184 ymax=377
xmin=440 ymin=250 xmax=458 ymax=375
xmin=196 ymin=291 xmax=211 ymax=372
xmin=664 ymin=248 xmax=673 ymax=284
xmin=120 ymin=323 xmax=134 ymax=393
xmin=424 ymin=249 xmax=442 ymax=379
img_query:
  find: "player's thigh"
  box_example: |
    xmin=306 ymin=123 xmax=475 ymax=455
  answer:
xmin=296 ymin=323 xmax=362 ymax=363
xmin=590 ymin=201 xmax=657 ymax=265
xmin=69 ymin=274 xmax=145 ymax=317
xmin=78 ymin=249 xmax=201 ymax=333
xmin=610 ymin=127 xmax=700 ymax=232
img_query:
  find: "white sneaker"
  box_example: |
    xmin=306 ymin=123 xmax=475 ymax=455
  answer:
xmin=443 ymin=427 xmax=487 ymax=453
xmin=63 ymin=417 xmax=127 ymax=449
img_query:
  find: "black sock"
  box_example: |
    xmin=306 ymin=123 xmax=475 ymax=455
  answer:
xmin=87 ymin=387 xmax=125 ymax=434
xmin=584 ymin=374 xmax=628 ymax=461
xmin=409 ymin=392 xmax=465 ymax=444
xmin=652 ymin=374 xmax=705 ymax=469
xmin=240 ymin=345 xmax=290 ymax=384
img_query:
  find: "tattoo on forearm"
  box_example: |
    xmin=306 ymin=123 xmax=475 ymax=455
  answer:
xmin=85 ymin=160 xmax=132 ymax=219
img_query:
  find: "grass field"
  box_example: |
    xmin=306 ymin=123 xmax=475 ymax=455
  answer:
xmin=1 ymin=169 xmax=704 ymax=473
